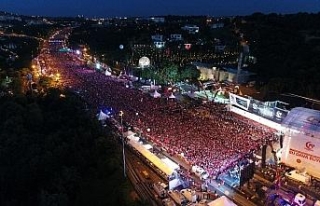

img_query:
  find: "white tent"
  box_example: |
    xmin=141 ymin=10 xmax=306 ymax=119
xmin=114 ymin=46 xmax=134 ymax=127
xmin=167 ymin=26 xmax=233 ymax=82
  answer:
xmin=105 ymin=69 xmax=111 ymax=76
xmin=97 ymin=110 xmax=109 ymax=121
xmin=282 ymin=107 xmax=320 ymax=136
xmin=143 ymin=144 xmax=153 ymax=150
xmin=126 ymin=133 xmax=140 ymax=141
xmin=169 ymin=93 xmax=176 ymax=99
xmin=207 ymin=196 xmax=237 ymax=206
xmin=123 ymin=130 xmax=135 ymax=137
xmin=150 ymin=90 xmax=161 ymax=98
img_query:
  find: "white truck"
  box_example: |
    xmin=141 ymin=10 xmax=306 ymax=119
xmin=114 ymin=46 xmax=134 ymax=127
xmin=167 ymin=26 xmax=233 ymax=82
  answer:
xmin=191 ymin=165 xmax=209 ymax=180
xmin=285 ymin=170 xmax=310 ymax=185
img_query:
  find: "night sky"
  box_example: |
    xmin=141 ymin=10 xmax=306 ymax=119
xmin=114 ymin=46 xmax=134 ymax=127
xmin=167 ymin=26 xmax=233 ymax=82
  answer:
xmin=3 ymin=0 xmax=320 ymax=17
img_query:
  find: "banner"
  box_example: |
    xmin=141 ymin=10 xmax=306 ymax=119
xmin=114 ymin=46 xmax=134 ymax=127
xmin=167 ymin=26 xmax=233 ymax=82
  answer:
xmin=247 ymin=99 xmax=288 ymax=123
xmin=281 ymin=133 xmax=320 ymax=178
xmin=229 ymin=93 xmax=250 ymax=111
xmin=274 ymin=108 xmax=288 ymax=123
xmin=282 ymin=107 xmax=320 ymax=135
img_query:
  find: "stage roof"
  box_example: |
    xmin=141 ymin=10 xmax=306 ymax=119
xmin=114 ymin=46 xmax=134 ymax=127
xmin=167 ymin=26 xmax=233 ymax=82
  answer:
xmin=207 ymin=196 xmax=237 ymax=206
xmin=282 ymin=107 xmax=320 ymax=135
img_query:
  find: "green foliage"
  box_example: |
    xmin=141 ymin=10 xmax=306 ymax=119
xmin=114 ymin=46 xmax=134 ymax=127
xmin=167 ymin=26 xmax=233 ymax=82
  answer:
xmin=69 ymin=26 xmax=137 ymax=65
xmin=157 ymin=61 xmax=179 ymax=83
xmin=0 ymin=36 xmax=40 ymax=69
xmin=166 ymin=63 xmax=179 ymax=82
xmin=8 ymin=24 xmax=55 ymax=39
xmin=140 ymin=67 xmax=154 ymax=80
xmin=180 ymin=64 xmax=200 ymax=81
xmin=238 ymin=13 xmax=320 ymax=99
xmin=0 ymin=91 xmax=134 ymax=206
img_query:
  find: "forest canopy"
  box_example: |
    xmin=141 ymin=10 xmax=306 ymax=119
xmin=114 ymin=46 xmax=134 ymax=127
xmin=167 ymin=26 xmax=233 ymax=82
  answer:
xmin=0 ymin=89 xmax=136 ymax=206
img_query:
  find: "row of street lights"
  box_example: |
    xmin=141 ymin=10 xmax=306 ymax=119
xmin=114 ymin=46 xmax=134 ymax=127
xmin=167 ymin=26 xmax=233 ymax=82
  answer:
xmin=118 ymin=110 xmax=156 ymax=179
xmin=119 ymin=110 xmax=126 ymax=178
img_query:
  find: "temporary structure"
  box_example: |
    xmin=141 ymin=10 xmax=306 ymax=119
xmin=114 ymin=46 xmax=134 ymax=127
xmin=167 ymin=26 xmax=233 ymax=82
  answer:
xmin=207 ymin=196 xmax=237 ymax=206
xmin=105 ymin=69 xmax=111 ymax=76
xmin=97 ymin=110 xmax=109 ymax=121
xmin=169 ymin=93 xmax=176 ymax=99
xmin=150 ymin=90 xmax=161 ymax=98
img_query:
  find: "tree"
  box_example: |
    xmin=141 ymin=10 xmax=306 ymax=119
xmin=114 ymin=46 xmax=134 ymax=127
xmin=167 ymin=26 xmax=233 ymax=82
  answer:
xmin=0 ymin=90 xmax=137 ymax=206
xmin=180 ymin=64 xmax=200 ymax=81
xmin=158 ymin=61 xmax=179 ymax=83
xmin=166 ymin=63 xmax=179 ymax=83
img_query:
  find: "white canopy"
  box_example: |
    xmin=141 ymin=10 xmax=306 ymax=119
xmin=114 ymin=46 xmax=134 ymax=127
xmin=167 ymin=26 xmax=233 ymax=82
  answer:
xmin=169 ymin=93 xmax=176 ymax=99
xmin=208 ymin=196 xmax=237 ymax=206
xmin=161 ymin=157 xmax=180 ymax=171
xmin=126 ymin=132 xmax=140 ymax=141
xmin=97 ymin=110 xmax=109 ymax=121
xmin=150 ymin=90 xmax=161 ymax=98
xmin=105 ymin=70 xmax=111 ymax=76
xmin=282 ymin=107 xmax=320 ymax=135
xmin=143 ymin=144 xmax=153 ymax=150
xmin=123 ymin=130 xmax=135 ymax=137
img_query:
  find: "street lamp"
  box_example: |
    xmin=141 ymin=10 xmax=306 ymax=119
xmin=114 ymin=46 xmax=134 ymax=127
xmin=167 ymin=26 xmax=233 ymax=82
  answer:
xmin=119 ymin=111 xmax=126 ymax=178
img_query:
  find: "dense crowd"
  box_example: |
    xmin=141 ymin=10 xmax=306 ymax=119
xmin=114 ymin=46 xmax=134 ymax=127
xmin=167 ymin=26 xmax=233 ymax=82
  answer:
xmin=51 ymin=52 xmax=275 ymax=177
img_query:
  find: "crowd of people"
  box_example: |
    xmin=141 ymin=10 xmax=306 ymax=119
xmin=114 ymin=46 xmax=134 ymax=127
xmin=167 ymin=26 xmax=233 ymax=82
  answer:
xmin=51 ymin=52 xmax=276 ymax=178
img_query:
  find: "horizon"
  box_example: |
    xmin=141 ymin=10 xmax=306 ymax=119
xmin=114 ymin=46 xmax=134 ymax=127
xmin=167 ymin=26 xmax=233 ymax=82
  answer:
xmin=2 ymin=0 xmax=320 ymax=19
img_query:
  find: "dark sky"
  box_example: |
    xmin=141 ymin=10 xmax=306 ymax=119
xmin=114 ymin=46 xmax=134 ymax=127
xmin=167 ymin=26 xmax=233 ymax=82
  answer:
xmin=3 ymin=0 xmax=320 ymax=18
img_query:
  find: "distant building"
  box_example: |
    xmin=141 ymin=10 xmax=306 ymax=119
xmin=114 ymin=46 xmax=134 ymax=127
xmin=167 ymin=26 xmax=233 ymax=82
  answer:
xmin=132 ymin=43 xmax=152 ymax=50
xmin=181 ymin=25 xmax=199 ymax=34
xmin=4 ymin=43 xmax=17 ymax=50
xmin=151 ymin=34 xmax=164 ymax=42
xmin=0 ymin=15 xmax=22 ymax=22
xmin=25 ymin=18 xmax=52 ymax=25
xmin=214 ymin=45 xmax=226 ymax=53
xmin=192 ymin=62 xmax=255 ymax=83
xmin=170 ymin=34 xmax=183 ymax=42
xmin=191 ymin=62 xmax=215 ymax=80
xmin=150 ymin=17 xmax=165 ymax=23
xmin=211 ymin=23 xmax=224 ymax=29
xmin=220 ymin=67 xmax=254 ymax=83
xmin=154 ymin=41 xmax=165 ymax=49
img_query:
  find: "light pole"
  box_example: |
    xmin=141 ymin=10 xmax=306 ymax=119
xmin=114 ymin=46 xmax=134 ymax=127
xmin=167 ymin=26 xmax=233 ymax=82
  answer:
xmin=119 ymin=111 xmax=126 ymax=178
xmin=136 ymin=112 xmax=142 ymax=138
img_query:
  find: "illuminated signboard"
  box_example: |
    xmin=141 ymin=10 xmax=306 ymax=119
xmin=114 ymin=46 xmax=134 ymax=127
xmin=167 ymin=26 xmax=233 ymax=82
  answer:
xmin=229 ymin=94 xmax=289 ymax=123
xmin=248 ymin=99 xmax=288 ymax=123
xmin=281 ymin=134 xmax=320 ymax=178
xmin=229 ymin=93 xmax=250 ymax=111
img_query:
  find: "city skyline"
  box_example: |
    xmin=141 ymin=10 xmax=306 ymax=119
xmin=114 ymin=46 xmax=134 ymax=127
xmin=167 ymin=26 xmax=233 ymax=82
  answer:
xmin=3 ymin=0 xmax=320 ymax=18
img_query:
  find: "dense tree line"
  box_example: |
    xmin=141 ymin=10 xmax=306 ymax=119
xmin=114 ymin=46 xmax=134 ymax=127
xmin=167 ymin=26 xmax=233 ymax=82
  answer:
xmin=0 ymin=36 xmax=40 ymax=70
xmin=0 ymin=89 xmax=141 ymax=206
xmin=237 ymin=12 xmax=320 ymax=99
